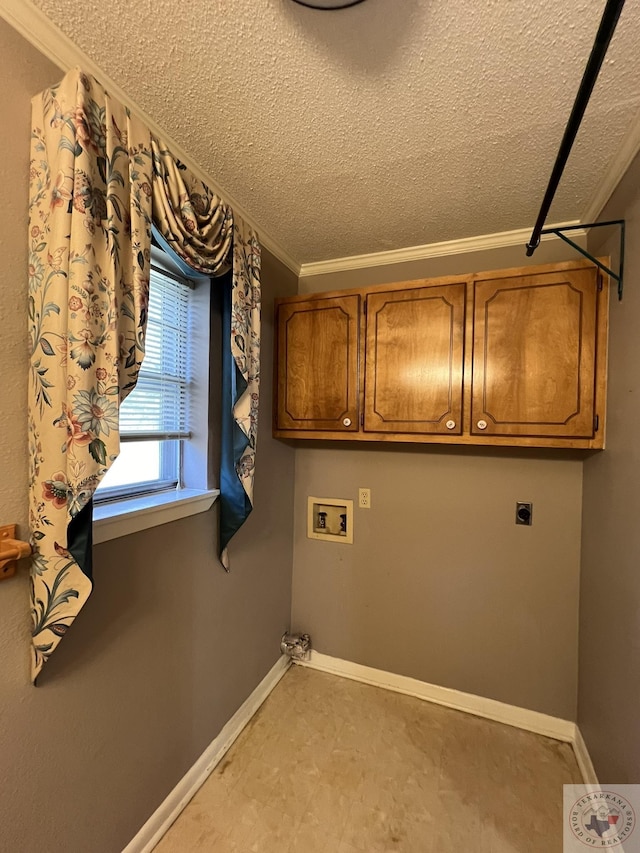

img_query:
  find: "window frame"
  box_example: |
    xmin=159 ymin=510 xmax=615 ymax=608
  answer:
xmin=93 ymin=246 xmax=218 ymax=540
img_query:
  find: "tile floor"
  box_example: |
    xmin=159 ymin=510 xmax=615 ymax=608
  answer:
xmin=154 ymin=665 xmax=583 ymax=852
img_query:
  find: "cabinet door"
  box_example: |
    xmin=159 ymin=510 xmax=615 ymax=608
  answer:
xmin=275 ymin=295 xmax=360 ymax=432
xmin=364 ymin=283 xmax=466 ymax=434
xmin=471 ymin=267 xmax=599 ymax=439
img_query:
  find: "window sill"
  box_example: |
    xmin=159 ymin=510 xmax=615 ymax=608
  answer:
xmin=93 ymin=488 xmax=219 ymax=544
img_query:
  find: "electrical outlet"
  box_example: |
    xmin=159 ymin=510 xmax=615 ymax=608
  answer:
xmin=358 ymin=488 xmax=371 ymax=509
xmin=515 ymin=502 xmax=533 ymax=525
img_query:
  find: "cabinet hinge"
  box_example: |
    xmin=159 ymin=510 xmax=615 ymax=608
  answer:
xmin=594 ymin=414 xmax=600 ymax=433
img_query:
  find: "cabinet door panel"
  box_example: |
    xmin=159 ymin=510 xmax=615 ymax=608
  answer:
xmin=276 ymin=295 xmax=360 ymax=431
xmin=471 ymin=268 xmax=598 ymax=438
xmin=364 ymin=283 xmax=465 ymax=434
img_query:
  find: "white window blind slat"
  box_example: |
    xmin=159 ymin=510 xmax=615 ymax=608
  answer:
xmin=119 ymin=269 xmax=191 ymax=440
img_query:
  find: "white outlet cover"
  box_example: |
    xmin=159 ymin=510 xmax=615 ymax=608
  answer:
xmin=358 ymin=488 xmax=371 ymax=508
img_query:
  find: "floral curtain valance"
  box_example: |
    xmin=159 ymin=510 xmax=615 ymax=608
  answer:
xmin=28 ymin=69 xmax=153 ymax=681
xmin=28 ymin=68 xmax=261 ymax=679
xmin=151 ymin=138 xmax=233 ymax=273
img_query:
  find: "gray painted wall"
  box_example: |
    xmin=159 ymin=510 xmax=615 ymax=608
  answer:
xmin=0 ymin=20 xmax=297 ymax=852
xmin=293 ymin=246 xmax=586 ymax=721
xmin=579 ymin=153 xmax=640 ymax=782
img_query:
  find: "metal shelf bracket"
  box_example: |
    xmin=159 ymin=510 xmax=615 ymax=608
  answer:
xmin=536 ymin=220 xmax=625 ymax=300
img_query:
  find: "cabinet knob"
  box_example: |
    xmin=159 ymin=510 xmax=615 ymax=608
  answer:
xmin=343 ymin=417 xmax=352 ymax=427
xmin=446 ymin=420 xmax=456 ymax=430
xmin=477 ymin=419 xmax=488 ymax=430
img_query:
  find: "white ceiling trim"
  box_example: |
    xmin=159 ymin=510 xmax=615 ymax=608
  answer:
xmin=299 ymin=221 xmax=586 ymax=278
xmin=0 ymin=0 xmax=301 ymax=274
xmin=582 ymin=103 xmax=640 ymax=224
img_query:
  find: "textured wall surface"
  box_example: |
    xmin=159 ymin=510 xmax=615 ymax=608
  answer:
xmin=0 ymin=19 xmax=297 ymax=852
xmin=26 ymin=0 xmax=640 ymax=264
xmin=0 ymin=14 xmax=59 ymax=706
xmin=579 ymin=153 xmax=640 ymax=782
xmin=292 ymin=249 xmax=586 ymax=721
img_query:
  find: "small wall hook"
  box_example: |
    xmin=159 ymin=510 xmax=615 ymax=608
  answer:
xmin=0 ymin=525 xmax=32 ymax=580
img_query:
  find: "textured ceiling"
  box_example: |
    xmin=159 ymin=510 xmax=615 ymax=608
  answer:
xmin=30 ymin=0 xmax=640 ymax=265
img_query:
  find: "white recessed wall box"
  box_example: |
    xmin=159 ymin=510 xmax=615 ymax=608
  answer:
xmin=307 ymin=497 xmax=354 ymax=544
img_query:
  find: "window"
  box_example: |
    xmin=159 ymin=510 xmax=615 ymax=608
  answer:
xmin=93 ymin=248 xmax=217 ymax=541
xmin=96 ymin=262 xmax=191 ymax=501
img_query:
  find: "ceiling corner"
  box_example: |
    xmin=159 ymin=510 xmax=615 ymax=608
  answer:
xmin=0 ymin=0 xmax=300 ymax=276
xmin=582 ymin=103 xmax=640 ymax=223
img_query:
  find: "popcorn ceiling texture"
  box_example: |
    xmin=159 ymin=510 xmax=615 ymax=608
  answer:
xmin=32 ymin=0 xmax=640 ymax=264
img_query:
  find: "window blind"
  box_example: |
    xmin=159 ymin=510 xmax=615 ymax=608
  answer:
xmin=119 ymin=269 xmax=191 ymax=440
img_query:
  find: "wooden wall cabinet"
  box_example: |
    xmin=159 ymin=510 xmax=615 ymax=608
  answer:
xmin=275 ymin=295 xmax=360 ymax=432
xmin=364 ymin=283 xmax=466 ymax=435
xmin=274 ymin=260 xmax=609 ymax=450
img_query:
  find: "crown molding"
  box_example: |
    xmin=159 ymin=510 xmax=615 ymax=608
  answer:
xmin=582 ymin=103 xmax=640 ymax=224
xmin=299 ymin=221 xmax=585 ymax=277
xmin=0 ymin=0 xmax=301 ymax=275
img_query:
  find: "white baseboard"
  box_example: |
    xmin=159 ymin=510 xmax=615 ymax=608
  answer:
xmin=573 ymin=726 xmax=600 ymax=789
xmin=122 ymin=655 xmax=291 ymax=853
xmin=297 ymin=652 xmax=603 ymax=787
xmin=296 ymin=650 xmax=577 ymax=743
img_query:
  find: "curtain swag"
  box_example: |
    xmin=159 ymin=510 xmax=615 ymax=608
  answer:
xmin=27 ymin=68 xmax=261 ymax=681
xmin=150 ymin=138 xmax=261 ymax=570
